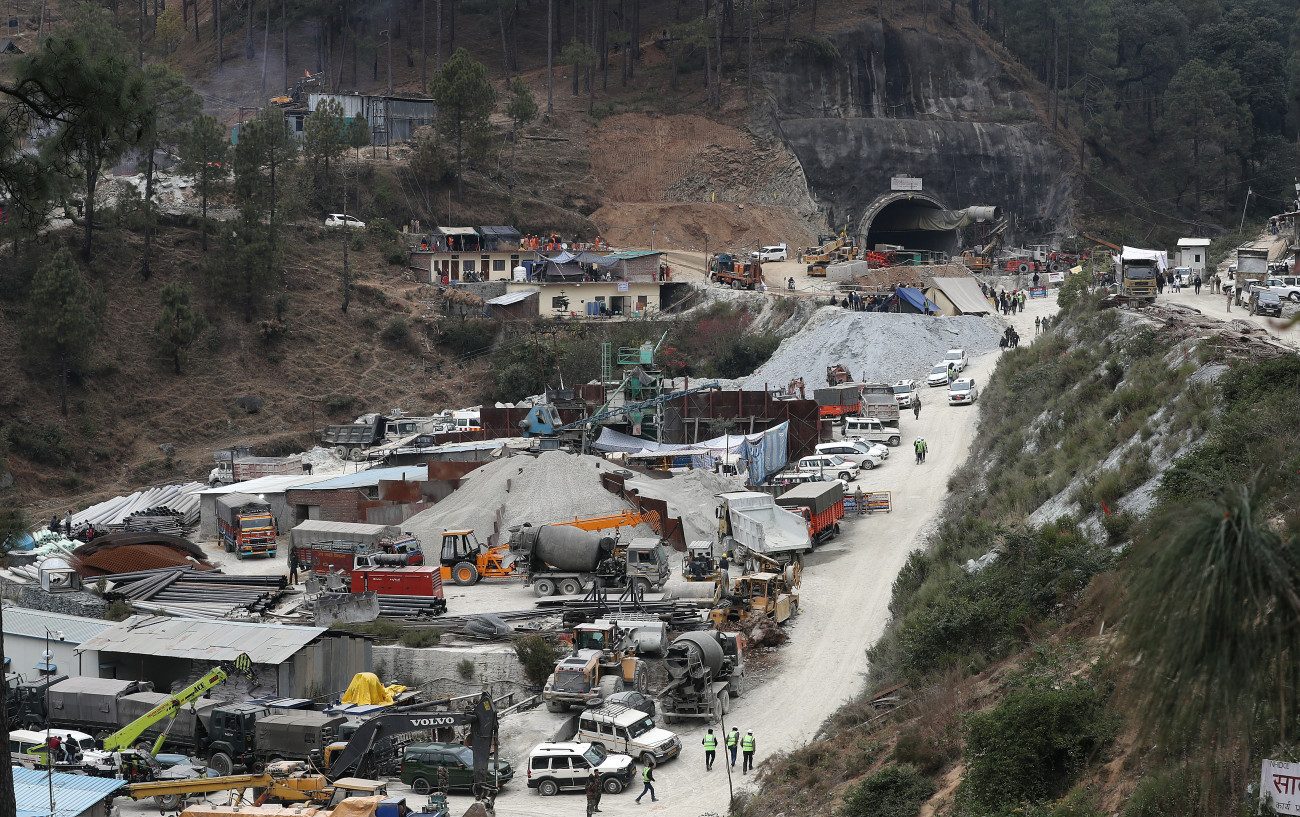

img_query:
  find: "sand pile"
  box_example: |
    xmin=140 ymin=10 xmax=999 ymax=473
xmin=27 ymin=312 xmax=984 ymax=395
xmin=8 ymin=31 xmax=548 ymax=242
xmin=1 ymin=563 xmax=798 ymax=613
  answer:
xmin=404 ymin=451 xmax=637 ymax=546
xmin=623 ymin=468 xmax=746 ymax=544
xmin=741 ymin=307 xmax=1004 ymax=388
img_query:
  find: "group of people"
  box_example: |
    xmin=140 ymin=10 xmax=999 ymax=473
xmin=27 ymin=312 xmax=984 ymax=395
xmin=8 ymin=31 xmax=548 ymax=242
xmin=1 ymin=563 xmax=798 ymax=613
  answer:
xmin=700 ymin=727 xmax=757 ymax=773
xmin=42 ymin=733 xmax=80 ymax=764
xmin=993 ymin=288 xmax=1026 ymax=315
xmin=827 ymin=290 xmax=897 ymax=312
xmin=999 ymin=325 xmax=1021 ymax=349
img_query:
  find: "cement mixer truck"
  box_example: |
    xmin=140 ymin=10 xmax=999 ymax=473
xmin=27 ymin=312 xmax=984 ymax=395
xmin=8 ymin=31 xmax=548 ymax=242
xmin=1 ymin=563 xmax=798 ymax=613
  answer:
xmin=508 ymin=525 xmax=671 ymax=598
xmin=659 ymin=631 xmax=745 ymax=724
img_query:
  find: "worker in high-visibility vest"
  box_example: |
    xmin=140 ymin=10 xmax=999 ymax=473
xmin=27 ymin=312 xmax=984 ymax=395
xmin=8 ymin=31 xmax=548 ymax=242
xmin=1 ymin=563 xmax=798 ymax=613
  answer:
xmin=726 ymin=727 xmax=740 ymax=767
xmin=741 ymin=731 xmax=756 ymax=773
xmin=702 ymin=729 xmax=717 ymax=771
xmin=634 ymin=761 xmax=657 ymax=803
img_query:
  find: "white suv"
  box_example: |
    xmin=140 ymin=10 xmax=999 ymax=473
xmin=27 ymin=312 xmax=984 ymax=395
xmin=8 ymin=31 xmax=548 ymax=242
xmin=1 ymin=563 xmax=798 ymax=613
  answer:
xmin=892 ymin=380 xmax=919 ymax=409
xmin=796 ymin=455 xmax=860 ymax=481
xmin=815 ymin=441 xmax=885 ymax=468
xmin=527 ymin=742 xmax=635 ymax=796
xmin=576 ymin=705 xmax=681 ymax=766
xmin=943 ymin=349 xmax=968 ymax=373
xmin=325 ymin=214 xmax=366 ymax=229
xmin=751 ymin=244 xmax=787 ymax=261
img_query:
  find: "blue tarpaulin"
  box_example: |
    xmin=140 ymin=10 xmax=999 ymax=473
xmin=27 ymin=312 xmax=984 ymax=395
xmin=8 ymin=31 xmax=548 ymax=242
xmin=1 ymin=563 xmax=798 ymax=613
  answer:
xmin=896 ymin=287 xmax=941 ymax=314
xmin=592 ymin=423 xmax=789 ymax=484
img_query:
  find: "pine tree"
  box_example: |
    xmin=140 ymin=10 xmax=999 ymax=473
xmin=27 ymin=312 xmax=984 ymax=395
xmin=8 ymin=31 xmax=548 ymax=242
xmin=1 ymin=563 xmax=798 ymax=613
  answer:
xmin=178 ymin=114 xmax=229 ymax=252
xmin=22 ymin=248 xmax=105 ymax=415
xmin=154 ymin=283 xmax=208 ymax=374
xmin=429 ymin=47 xmax=496 ymax=202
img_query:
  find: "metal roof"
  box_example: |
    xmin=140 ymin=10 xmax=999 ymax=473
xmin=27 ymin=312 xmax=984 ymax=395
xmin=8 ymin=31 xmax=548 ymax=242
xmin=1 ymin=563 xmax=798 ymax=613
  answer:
xmin=13 ymin=766 xmax=124 ymax=817
xmin=76 ymin=615 xmax=327 ymax=665
xmin=477 ymin=225 xmax=521 ymax=237
xmin=1177 ymin=237 xmax=1212 ymax=246
xmin=293 ymin=465 xmax=428 ymax=491
xmin=197 ymin=474 xmax=330 ymax=496
xmin=2 ymin=606 xmax=115 ymax=645
xmin=486 ymin=291 xmax=536 ymax=306
xmin=437 ymin=226 xmax=478 ymax=236
xmin=605 ymin=250 xmax=662 ymax=259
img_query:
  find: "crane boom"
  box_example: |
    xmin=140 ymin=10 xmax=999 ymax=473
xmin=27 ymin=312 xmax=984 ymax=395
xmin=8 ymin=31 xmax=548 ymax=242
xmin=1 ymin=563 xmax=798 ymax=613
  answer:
xmin=1082 ymin=232 xmax=1122 ymax=252
xmin=102 ymin=653 xmax=254 ymax=754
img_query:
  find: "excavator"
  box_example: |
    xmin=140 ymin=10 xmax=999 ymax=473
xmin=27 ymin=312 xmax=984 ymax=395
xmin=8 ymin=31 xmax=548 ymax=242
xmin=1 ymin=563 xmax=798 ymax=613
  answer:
xmin=803 ymin=231 xmax=855 ymax=276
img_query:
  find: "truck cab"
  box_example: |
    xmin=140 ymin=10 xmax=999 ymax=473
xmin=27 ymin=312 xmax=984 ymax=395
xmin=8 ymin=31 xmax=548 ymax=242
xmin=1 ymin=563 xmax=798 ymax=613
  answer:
xmin=623 ymin=538 xmax=671 ymax=592
xmin=205 ymin=702 xmax=266 ymax=774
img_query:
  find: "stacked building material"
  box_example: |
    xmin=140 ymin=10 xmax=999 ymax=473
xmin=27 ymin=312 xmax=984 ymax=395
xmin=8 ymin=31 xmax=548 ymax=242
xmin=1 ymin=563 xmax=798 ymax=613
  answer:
xmin=71 ymin=532 xmax=213 ymax=576
xmin=100 ymin=567 xmax=287 ymax=619
xmin=556 ymin=599 xmax=707 ymax=631
xmin=373 ymin=594 xmax=447 ymax=619
xmin=72 ymin=483 xmax=205 ymax=530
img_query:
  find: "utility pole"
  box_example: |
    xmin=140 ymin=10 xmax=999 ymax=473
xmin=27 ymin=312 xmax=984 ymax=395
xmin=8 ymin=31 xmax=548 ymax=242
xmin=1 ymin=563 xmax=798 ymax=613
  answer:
xmin=546 ymin=0 xmax=553 ymax=115
xmin=1240 ymin=187 xmax=1253 ymax=232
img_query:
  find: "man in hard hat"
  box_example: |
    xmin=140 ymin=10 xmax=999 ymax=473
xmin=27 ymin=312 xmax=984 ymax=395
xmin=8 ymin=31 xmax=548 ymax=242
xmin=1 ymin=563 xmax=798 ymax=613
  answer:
xmin=702 ymin=728 xmax=717 ymax=771
xmin=726 ymin=727 xmax=740 ymax=768
xmin=741 ymin=730 xmax=756 ymax=774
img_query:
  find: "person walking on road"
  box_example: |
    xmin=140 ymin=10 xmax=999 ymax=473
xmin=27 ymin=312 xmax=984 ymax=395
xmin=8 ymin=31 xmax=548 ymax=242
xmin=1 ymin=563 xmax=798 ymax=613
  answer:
xmin=914 ymin=438 xmax=928 ymax=464
xmin=912 ymin=397 xmax=921 ymax=420
xmin=741 ymin=731 xmax=756 ymax=774
xmin=702 ymin=729 xmax=718 ymax=771
xmin=1034 ymin=316 xmax=1041 ymax=334
xmin=727 ymin=727 xmax=740 ymax=767
xmin=635 ymin=762 xmax=657 ymax=803
xmin=1194 ymin=274 xmax=1202 ymax=294
xmin=586 ymin=771 xmax=603 ymax=816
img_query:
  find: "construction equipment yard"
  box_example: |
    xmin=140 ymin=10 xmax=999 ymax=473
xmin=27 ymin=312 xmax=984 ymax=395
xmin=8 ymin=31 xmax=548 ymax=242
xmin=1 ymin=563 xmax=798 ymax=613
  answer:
xmin=75 ymin=294 xmax=1056 ymax=817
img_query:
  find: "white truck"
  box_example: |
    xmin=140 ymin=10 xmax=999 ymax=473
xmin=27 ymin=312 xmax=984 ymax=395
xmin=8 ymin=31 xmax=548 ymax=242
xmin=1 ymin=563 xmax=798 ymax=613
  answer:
xmin=715 ymin=491 xmax=812 ymax=564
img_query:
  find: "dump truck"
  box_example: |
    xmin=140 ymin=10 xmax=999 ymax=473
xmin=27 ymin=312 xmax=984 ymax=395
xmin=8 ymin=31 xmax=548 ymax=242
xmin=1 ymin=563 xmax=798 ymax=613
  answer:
xmin=216 ymin=492 xmax=278 ymax=560
xmin=210 ymin=454 xmax=304 ymax=486
xmin=542 ymin=622 xmax=650 ymax=712
xmin=716 ymin=492 xmax=813 ymax=563
xmin=508 ymin=525 xmax=671 ymax=598
xmin=1114 ymin=246 xmax=1161 ymax=305
xmin=320 ymin=415 xmax=388 ymax=460
xmin=775 ymin=481 xmax=845 ymax=544
xmin=659 ymin=631 xmax=745 ymax=724
xmin=1231 ymin=246 xmax=1270 ymax=305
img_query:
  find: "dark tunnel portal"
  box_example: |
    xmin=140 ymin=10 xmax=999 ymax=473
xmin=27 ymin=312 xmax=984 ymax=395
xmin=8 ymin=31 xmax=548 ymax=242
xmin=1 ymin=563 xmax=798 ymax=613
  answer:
xmin=864 ymin=197 xmax=959 ymax=256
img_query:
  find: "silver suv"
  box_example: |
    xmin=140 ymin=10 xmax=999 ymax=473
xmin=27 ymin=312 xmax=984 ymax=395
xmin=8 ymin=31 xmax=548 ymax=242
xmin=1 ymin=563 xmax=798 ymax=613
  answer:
xmin=527 ymin=742 xmax=635 ymax=796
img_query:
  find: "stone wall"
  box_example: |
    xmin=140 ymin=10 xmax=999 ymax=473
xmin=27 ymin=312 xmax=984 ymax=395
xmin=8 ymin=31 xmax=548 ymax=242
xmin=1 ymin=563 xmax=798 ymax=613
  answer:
xmin=371 ymin=643 xmax=529 ymax=698
xmin=18 ymin=584 xmax=109 ymax=618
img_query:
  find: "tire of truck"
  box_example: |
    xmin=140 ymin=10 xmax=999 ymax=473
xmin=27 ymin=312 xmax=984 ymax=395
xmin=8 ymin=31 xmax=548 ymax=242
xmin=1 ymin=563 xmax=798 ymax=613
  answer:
xmin=597 ymin=674 xmax=625 ymax=699
xmin=1291 ymin=292 xmax=1300 ymax=302
xmin=640 ymin=752 xmax=657 ymax=767
xmin=155 ymin=795 xmax=182 ymax=810
xmin=411 ymin=778 xmax=432 ymax=795
xmin=453 ymin=562 xmax=479 ymax=586
xmin=538 ymin=779 xmax=560 ymax=797
xmin=888 ymin=435 xmax=900 ymax=446
xmin=559 ymin=578 xmax=583 ymax=596
xmin=236 ymin=548 xmax=245 ymax=561
xmin=719 ymin=692 xmax=730 ymax=715
xmin=633 ymin=662 xmax=649 ymax=693
xmin=833 ymin=523 xmax=841 ymax=537
xmin=1017 ymin=262 xmax=1030 ymax=274
xmin=534 ymin=578 xmax=557 ymax=597
xmin=224 ymin=539 xmax=234 ymax=553
xmin=332 ymin=447 xmax=347 ymax=459
xmin=349 ymin=448 xmax=367 ymax=462
xmin=208 ymin=752 xmax=234 ymax=776
xmin=729 ymin=281 xmax=738 ymax=290
xmin=546 ymin=701 xmax=570 ymax=713
xmin=636 ymin=578 xmax=652 ymax=596
xmin=662 ymin=713 xmax=679 ymax=725
xmin=602 ymin=776 xmax=625 ymax=794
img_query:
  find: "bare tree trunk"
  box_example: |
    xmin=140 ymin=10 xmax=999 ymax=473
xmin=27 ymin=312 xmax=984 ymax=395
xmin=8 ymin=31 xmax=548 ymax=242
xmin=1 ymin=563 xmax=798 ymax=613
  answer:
xmin=546 ymin=0 xmax=553 ymax=113
xmin=281 ymin=0 xmax=287 ymax=89
xmin=714 ymin=6 xmax=721 ymax=108
xmin=247 ymin=0 xmax=254 ymax=59
xmin=435 ymin=0 xmax=442 ymax=70
xmin=448 ymin=0 xmax=454 ymax=49
xmin=421 ymin=0 xmax=427 ymax=88
xmin=811 ymin=0 xmax=817 ymax=32
xmin=0 ymin=605 xmax=16 ymax=817
xmin=387 ymin=0 xmax=393 ymax=93
xmin=38 ymin=0 xmax=47 ymax=41
xmin=630 ymin=0 xmax=638 ymax=77
xmin=1063 ymin=27 xmax=1070 ymax=128
xmin=59 ymin=355 xmax=68 ymax=416
xmin=746 ymin=0 xmax=752 ymax=102
xmin=138 ymin=0 xmax=145 ymax=67
xmin=141 ymin=142 xmax=155 ymax=278
xmin=261 ymin=0 xmax=270 ymax=90
xmin=215 ymin=0 xmax=223 ymax=73
xmin=83 ymin=166 xmax=97 ymax=263
xmin=498 ymin=2 xmax=510 ymax=82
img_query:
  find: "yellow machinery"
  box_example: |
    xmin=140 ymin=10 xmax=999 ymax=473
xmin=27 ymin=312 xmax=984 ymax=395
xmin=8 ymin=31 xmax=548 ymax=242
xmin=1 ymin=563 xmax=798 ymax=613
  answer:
xmin=681 ymin=541 xmax=725 ymax=583
xmin=543 ymin=622 xmax=650 ymax=711
xmin=711 ymin=572 xmax=799 ymax=626
xmin=550 ymin=509 xmax=661 ymax=532
xmin=126 ymin=768 xmax=335 ymax=809
xmin=438 ymin=530 xmax=517 ymax=586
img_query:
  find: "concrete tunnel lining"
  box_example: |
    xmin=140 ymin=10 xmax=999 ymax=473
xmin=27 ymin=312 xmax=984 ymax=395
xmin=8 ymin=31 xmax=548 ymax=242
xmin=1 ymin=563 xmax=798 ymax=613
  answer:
xmin=858 ymin=192 xmax=957 ymax=256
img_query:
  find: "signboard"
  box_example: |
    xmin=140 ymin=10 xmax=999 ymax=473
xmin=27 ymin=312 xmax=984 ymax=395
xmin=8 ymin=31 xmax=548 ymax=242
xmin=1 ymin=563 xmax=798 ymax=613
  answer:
xmin=1070 ymin=265 xmax=1083 ymax=275
xmin=617 ymin=281 xmax=629 ymax=292
xmin=1030 ymin=287 xmax=1048 ymax=299
xmin=890 ymin=176 xmax=923 ymax=192
xmin=1048 ymin=270 xmax=1066 ymax=283
xmin=1261 ymin=759 xmax=1300 ymax=813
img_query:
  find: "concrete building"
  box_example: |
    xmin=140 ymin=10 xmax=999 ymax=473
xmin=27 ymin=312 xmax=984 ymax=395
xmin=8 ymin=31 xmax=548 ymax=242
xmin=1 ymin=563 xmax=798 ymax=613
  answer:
xmin=1176 ymin=237 xmax=1212 ymax=274
xmin=283 ymin=464 xmax=436 ymax=527
xmin=296 ymin=93 xmax=437 ymax=145
xmin=2 ymin=606 xmax=113 ymax=679
xmin=13 ymin=767 xmax=124 ymax=817
xmin=503 ymin=279 xmax=667 ymax=317
xmin=76 ymin=616 xmax=370 ymax=699
xmin=197 ymin=474 xmax=330 ymax=541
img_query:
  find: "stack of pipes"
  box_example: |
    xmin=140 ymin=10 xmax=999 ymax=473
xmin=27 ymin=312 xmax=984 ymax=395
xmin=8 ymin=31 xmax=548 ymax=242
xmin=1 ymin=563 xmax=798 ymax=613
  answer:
xmin=100 ymin=566 xmax=287 ymax=619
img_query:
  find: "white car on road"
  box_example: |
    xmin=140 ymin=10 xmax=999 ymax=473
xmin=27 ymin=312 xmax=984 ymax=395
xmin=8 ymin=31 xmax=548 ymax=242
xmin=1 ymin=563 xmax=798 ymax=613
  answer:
xmin=326 ymin=214 xmax=366 ymax=229
xmin=926 ymin=363 xmax=951 ymax=387
xmin=751 ymin=243 xmax=788 ymax=262
xmin=943 ymin=349 xmax=968 ymax=373
xmin=815 ymin=441 xmax=885 ymax=468
xmin=948 ymin=378 xmax=978 ymax=405
xmin=796 ymin=454 xmax=861 ymax=481
xmin=892 ymin=379 xmax=919 ymax=409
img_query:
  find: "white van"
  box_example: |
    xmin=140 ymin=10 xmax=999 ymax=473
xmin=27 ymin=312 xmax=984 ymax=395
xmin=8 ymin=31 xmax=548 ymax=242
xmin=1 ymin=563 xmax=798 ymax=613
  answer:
xmin=8 ymin=729 xmax=95 ymax=768
xmin=576 ymin=704 xmax=681 ymax=766
xmin=526 ymin=742 xmax=636 ymax=796
xmin=451 ymin=410 xmax=481 ymax=432
xmin=844 ymin=417 xmax=902 ymax=447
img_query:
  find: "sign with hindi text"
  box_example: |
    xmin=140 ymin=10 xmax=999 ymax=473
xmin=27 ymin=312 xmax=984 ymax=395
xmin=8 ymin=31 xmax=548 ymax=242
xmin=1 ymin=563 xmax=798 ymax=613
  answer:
xmin=1048 ymin=270 xmax=1066 ymax=283
xmin=890 ymin=176 xmax=923 ymax=192
xmin=1261 ymin=759 xmax=1300 ymax=813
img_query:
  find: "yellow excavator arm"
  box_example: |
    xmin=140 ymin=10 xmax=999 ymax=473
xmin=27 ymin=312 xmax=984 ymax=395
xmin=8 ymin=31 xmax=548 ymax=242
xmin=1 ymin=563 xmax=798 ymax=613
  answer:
xmin=102 ymin=653 xmax=254 ymax=754
xmin=549 ymin=509 xmax=661 ymax=532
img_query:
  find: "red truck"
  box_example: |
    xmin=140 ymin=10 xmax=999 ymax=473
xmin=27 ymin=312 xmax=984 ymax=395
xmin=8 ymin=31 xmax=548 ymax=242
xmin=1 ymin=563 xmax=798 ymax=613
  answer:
xmin=814 ymin=384 xmax=862 ymax=418
xmin=215 ymin=492 xmax=278 ymax=560
xmin=776 ymin=481 xmax=845 ymax=545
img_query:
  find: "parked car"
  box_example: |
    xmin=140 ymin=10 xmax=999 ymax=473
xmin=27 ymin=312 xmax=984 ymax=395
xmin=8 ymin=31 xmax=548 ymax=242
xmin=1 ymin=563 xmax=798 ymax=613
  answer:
xmin=604 ymin=691 xmax=657 ymax=719
xmin=575 ymin=705 xmax=681 ymax=766
xmin=1171 ymin=267 xmax=1191 ymax=286
xmin=751 ymin=243 xmax=788 ymax=262
xmin=844 ymin=416 xmax=901 ymax=447
xmin=325 ymin=214 xmax=366 ymax=229
xmin=943 ymin=349 xmax=968 ymax=373
xmin=770 ymin=470 xmax=849 ymax=490
xmin=1265 ymin=276 xmax=1300 ymax=301
xmin=815 ymin=441 xmax=884 ymax=469
xmin=926 ymin=363 xmax=951 ymax=387
xmin=1250 ymin=290 xmax=1283 ymax=317
xmin=401 ymin=742 xmax=514 ymax=793
xmin=796 ymin=455 xmax=861 ymax=481
xmin=948 ymin=378 xmax=978 ymax=405
xmin=892 ymin=380 xmax=919 ymax=409
xmin=526 ymin=742 xmax=635 ymax=796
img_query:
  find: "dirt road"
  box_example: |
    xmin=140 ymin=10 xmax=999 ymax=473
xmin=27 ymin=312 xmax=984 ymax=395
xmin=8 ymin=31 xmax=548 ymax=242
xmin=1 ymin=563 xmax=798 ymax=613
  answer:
xmin=1155 ymin=284 xmax=1300 ymax=347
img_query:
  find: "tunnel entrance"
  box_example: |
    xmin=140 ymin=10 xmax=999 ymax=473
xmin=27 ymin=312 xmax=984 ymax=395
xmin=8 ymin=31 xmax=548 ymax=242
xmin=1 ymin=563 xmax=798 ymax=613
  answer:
xmin=859 ymin=192 xmax=958 ymax=256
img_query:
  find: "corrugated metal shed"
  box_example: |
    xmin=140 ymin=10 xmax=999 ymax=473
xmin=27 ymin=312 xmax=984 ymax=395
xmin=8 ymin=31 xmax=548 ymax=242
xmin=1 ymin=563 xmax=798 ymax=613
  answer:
xmin=13 ymin=766 xmax=124 ymax=817
xmin=293 ymin=465 xmax=428 ymax=491
xmin=77 ymin=615 xmax=327 ymax=665
xmin=486 ymin=291 xmax=534 ymax=306
xmin=197 ymin=474 xmax=330 ymax=497
xmin=2 ymin=606 xmax=114 ymax=644
xmin=605 ymin=250 xmax=662 ymax=259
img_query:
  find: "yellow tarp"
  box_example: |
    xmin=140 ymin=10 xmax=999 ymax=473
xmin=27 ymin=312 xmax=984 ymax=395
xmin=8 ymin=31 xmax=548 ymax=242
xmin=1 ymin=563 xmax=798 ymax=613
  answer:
xmin=340 ymin=672 xmax=406 ymax=706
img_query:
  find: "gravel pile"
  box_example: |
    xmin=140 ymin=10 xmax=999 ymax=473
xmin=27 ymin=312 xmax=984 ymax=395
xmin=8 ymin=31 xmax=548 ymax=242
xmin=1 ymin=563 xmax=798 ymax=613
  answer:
xmin=623 ymin=468 xmax=747 ymax=544
xmin=404 ymin=451 xmax=638 ymax=547
xmin=741 ymin=307 xmax=1004 ymax=388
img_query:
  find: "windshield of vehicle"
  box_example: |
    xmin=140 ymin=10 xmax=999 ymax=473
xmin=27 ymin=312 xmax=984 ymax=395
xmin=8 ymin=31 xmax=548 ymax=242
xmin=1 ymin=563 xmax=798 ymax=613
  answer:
xmin=584 ymin=745 xmax=608 ymax=766
xmin=850 ymin=441 xmax=872 ymax=453
xmin=1260 ymin=292 xmax=1280 ymax=302
xmin=930 ymin=365 xmax=948 ymax=375
xmin=575 ymin=630 xmax=607 ymax=650
xmin=951 ymin=380 xmax=972 ymax=390
xmin=627 ymin=718 xmax=655 ymax=738
xmin=240 ymin=516 xmax=272 ymax=530
xmin=453 ymin=747 xmax=473 ymax=765
xmin=828 ymin=456 xmax=848 ymax=466
xmin=944 ymin=351 xmax=962 ymax=360
xmin=892 ymin=384 xmax=910 ymax=394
